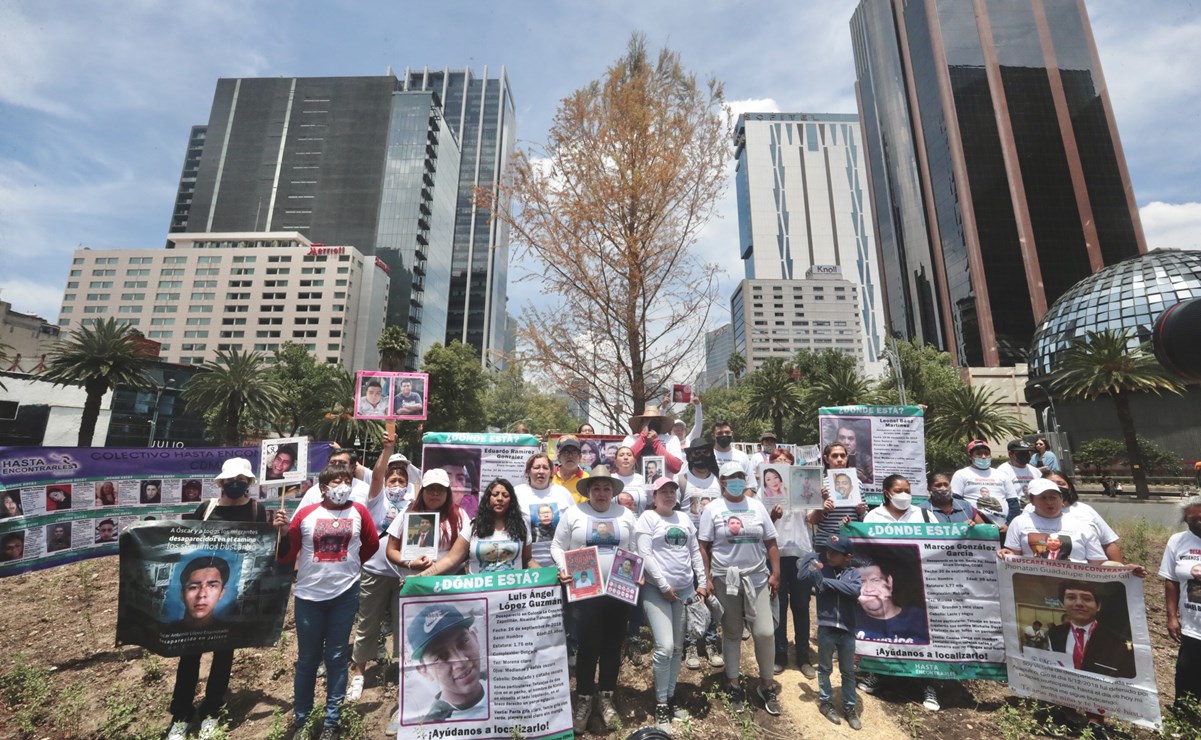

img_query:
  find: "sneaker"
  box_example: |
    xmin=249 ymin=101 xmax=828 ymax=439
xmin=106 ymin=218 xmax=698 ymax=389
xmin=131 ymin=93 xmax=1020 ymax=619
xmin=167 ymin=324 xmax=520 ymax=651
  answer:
xmin=819 ymin=702 xmax=842 ymax=725
xmin=346 ymin=674 xmax=365 ymax=702
xmin=773 ymin=662 xmax=785 ymax=675
xmin=684 ymin=645 xmax=701 ymax=670
xmin=1086 ymin=722 xmax=1109 ymax=740
xmin=290 ymin=720 xmax=310 ymax=740
xmin=198 ymin=718 xmax=220 ymax=740
xmin=800 ymin=662 xmax=817 ymax=680
xmin=572 ymin=694 xmax=593 ymax=734
xmin=707 ymin=649 xmax=725 ymax=669
xmin=568 ymin=651 xmax=578 ymax=669
xmin=167 ymin=721 xmax=190 ymax=740
xmin=318 ymin=727 xmax=338 ymax=740
xmin=654 ymin=703 xmax=672 ymax=732
xmin=857 ymin=672 xmax=880 ymax=694
xmin=384 ymin=706 xmax=400 ymax=736
xmin=742 ymin=626 xmax=751 ymax=641
xmin=724 ymin=682 xmax=745 ymax=709
xmin=847 ymin=709 xmax=863 ymax=731
xmin=757 ymin=684 xmax=782 ymax=716
xmin=597 ymin=691 xmax=619 ymax=729
xmin=922 ymin=683 xmax=940 ymax=711
xmin=316 ymin=661 xmax=326 ymax=678
xmin=668 ymin=700 xmax=690 ymax=721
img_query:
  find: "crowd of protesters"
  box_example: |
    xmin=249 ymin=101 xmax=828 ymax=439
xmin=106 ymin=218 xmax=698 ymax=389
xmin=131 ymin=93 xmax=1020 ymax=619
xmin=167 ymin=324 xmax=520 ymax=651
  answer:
xmin=156 ymin=405 xmax=1198 ymax=740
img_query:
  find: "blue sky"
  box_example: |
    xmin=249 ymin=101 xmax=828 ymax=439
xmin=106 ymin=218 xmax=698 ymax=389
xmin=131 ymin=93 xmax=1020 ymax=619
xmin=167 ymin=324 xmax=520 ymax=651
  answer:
xmin=1 ymin=0 xmax=1198 ymax=325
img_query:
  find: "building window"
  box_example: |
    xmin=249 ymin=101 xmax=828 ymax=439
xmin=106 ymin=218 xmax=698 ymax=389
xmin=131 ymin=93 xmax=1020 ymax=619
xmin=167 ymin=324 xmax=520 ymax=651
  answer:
xmin=153 ymin=305 xmax=178 ymax=313
xmin=158 ymin=281 xmax=183 ymax=288
xmin=186 ymin=318 xmax=211 ymax=325
xmin=193 ymin=280 xmax=217 ymax=288
xmin=150 ymin=318 xmax=174 ymax=326
xmin=189 ymin=305 xmax=214 ymax=313
xmin=164 ymin=256 xmax=186 ymax=264
xmin=161 ymin=268 xmax=184 ymax=276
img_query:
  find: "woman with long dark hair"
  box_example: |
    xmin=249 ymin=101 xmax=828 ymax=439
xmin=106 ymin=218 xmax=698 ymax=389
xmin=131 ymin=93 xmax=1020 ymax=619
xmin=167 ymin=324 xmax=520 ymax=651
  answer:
xmin=422 ymin=478 xmax=533 ymax=574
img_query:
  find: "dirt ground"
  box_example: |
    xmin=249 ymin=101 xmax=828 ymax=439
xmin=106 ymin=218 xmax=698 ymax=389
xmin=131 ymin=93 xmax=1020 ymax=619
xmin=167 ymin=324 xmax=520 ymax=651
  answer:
xmin=0 ymin=519 xmax=1191 ymax=739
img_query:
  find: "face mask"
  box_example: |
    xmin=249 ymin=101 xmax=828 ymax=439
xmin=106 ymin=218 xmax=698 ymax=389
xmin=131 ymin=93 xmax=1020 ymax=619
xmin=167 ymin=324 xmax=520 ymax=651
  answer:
xmin=929 ymin=488 xmax=952 ymax=506
xmin=973 ymin=457 xmax=992 ymax=470
xmin=688 ymin=456 xmax=707 ymax=469
xmin=716 ymin=435 xmax=733 ymax=448
xmin=724 ymin=479 xmax=747 ymax=496
xmin=890 ymin=492 xmax=912 ymax=510
xmin=1189 ymin=522 xmax=1201 ymax=539
xmin=385 ymin=485 xmax=405 ymax=504
xmin=222 ymin=480 xmax=250 ymax=498
xmin=326 ymin=484 xmax=352 ymax=505
xmin=1014 ymin=453 xmax=1032 ymax=466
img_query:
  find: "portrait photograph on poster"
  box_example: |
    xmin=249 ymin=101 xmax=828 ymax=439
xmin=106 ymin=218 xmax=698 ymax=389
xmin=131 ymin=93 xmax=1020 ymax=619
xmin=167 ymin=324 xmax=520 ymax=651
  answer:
xmin=1010 ymin=573 xmax=1135 ymax=678
xmin=820 ymin=416 xmax=874 ymax=484
xmin=639 ymin=456 xmax=664 ymax=483
xmin=759 ymin=463 xmax=789 ymax=508
xmin=605 ymin=548 xmax=643 ymax=605
xmin=400 ymin=512 xmax=440 ymax=561
xmin=259 ymin=436 xmax=308 ymax=486
xmin=400 ymin=598 xmax=490 ymax=726
xmin=851 ymin=542 xmax=931 ymax=645
xmin=788 ymin=465 xmax=823 ymax=511
xmin=354 ymin=373 xmax=392 ymax=418
xmin=391 ymin=374 xmax=427 ymax=418
xmin=826 ymin=468 xmax=862 ymax=508
xmin=671 ymin=384 xmax=692 ymax=404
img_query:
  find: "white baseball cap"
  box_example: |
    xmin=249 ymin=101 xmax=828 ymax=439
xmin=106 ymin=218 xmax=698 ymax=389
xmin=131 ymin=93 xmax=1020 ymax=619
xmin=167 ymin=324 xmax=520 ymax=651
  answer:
xmin=215 ymin=457 xmax=257 ymax=482
xmin=420 ymin=469 xmax=451 ymax=490
xmin=718 ymin=461 xmax=745 ymax=478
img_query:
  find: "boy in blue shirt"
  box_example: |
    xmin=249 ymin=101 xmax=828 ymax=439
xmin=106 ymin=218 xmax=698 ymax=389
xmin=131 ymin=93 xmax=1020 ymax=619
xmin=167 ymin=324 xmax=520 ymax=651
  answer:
xmin=798 ymin=534 xmax=863 ymax=730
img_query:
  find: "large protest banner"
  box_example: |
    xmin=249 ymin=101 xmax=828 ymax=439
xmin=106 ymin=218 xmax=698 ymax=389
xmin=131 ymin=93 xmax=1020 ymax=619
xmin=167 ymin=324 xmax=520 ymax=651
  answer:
xmin=421 ymin=433 xmax=542 ymax=519
xmin=0 ymin=445 xmax=329 ymax=578
xmin=846 ymin=521 xmax=1006 ymax=680
xmin=998 ymin=557 xmax=1161 ymax=730
xmin=116 ymin=520 xmax=292 ymax=657
xmin=397 ymin=566 xmax=572 ymax=740
xmin=819 ymin=405 xmax=926 ymax=504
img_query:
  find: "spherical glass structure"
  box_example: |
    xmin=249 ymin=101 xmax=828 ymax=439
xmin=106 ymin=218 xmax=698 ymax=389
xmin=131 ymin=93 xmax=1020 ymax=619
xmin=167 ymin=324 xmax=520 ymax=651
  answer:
xmin=1029 ymin=249 xmax=1201 ymax=378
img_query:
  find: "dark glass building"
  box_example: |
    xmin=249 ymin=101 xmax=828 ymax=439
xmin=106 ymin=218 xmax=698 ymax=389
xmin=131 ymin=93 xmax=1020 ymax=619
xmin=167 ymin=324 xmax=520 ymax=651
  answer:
xmin=851 ymin=0 xmax=1146 ymax=367
xmin=167 ymin=125 xmax=206 ymax=237
xmin=403 ymin=68 xmax=517 ymax=368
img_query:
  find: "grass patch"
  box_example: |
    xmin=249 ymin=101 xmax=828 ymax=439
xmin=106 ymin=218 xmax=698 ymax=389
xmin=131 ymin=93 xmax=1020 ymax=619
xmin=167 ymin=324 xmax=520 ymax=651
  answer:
xmin=1109 ymin=516 xmax=1174 ymax=565
xmin=0 ymin=655 xmax=52 ymax=737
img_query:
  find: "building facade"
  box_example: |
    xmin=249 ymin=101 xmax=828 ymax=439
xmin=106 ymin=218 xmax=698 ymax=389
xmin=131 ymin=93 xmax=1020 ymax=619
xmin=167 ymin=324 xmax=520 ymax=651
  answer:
xmin=851 ymin=0 xmax=1146 ymax=367
xmin=403 ymin=68 xmax=517 ymax=367
xmin=167 ymin=125 xmax=207 ymax=237
xmin=734 ymin=112 xmax=883 ymax=364
xmin=1 ymin=300 xmax=59 ymax=373
xmin=730 ymin=267 xmax=864 ymax=373
xmin=57 ymin=233 xmax=389 ymax=369
xmin=700 ymin=323 xmax=735 ymax=391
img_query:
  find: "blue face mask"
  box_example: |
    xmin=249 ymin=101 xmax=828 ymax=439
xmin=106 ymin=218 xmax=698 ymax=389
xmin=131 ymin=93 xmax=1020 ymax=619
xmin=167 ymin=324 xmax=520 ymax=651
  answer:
xmin=725 ymin=479 xmax=747 ymax=496
xmin=222 ymin=480 xmax=250 ymax=498
xmin=972 ymin=457 xmax=992 ymax=470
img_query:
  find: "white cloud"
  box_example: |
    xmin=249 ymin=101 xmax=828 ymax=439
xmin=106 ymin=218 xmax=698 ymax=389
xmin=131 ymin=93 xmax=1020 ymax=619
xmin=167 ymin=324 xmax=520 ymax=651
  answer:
xmin=0 ymin=278 xmax=63 ymax=322
xmin=1140 ymin=202 xmax=1201 ymax=251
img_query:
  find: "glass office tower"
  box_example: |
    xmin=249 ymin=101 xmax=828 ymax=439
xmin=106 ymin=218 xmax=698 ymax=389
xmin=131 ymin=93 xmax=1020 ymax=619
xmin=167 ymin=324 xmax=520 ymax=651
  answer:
xmin=851 ymin=0 xmax=1146 ymax=366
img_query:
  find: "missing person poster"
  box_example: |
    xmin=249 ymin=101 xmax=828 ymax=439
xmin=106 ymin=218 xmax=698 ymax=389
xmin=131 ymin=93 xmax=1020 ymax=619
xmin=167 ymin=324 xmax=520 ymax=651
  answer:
xmin=998 ymin=558 xmax=1161 ymax=730
xmin=421 ymin=433 xmax=542 ymax=519
xmin=400 ymin=512 xmax=440 ymax=561
xmin=826 ymin=468 xmax=863 ymax=509
xmin=564 ymin=547 xmax=604 ymax=602
xmin=0 ymin=445 xmax=329 ymax=578
xmin=758 ymin=464 xmax=789 ymax=509
xmin=397 ymin=567 xmax=573 ymax=739
xmin=605 ymin=548 xmax=643 ymax=605
xmin=819 ymin=405 xmax=927 ymax=504
xmin=353 ymin=371 xmax=429 ymax=421
xmin=845 ymin=521 xmax=1006 ymax=680
xmin=788 ymin=465 xmax=823 ymax=511
xmin=116 ymin=520 xmax=292 ymax=657
xmin=259 ymin=437 xmax=308 ymax=487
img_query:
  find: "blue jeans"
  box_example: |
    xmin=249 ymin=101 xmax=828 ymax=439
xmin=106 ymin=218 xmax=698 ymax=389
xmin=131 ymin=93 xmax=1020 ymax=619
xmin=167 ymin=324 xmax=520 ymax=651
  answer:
xmin=294 ymin=582 xmax=360 ymax=727
xmin=642 ymin=587 xmax=687 ymax=703
xmin=817 ymin=625 xmax=857 ymax=711
xmin=775 ymin=556 xmax=812 ymax=663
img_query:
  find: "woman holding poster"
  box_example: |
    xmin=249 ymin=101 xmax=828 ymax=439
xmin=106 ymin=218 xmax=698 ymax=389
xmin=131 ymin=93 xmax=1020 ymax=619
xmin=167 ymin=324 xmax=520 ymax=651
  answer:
xmin=1160 ymin=495 xmax=1201 ymax=714
xmin=515 ymin=452 xmax=575 ymax=567
xmin=699 ymin=462 xmax=782 ymax=717
xmin=421 ymin=477 xmax=533 ymax=575
xmin=635 ymin=476 xmax=708 ymax=731
xmin=551 ymin=465 xmax=637 ymax=734
xmin=863 ymin=475 xmax=930 ymax=524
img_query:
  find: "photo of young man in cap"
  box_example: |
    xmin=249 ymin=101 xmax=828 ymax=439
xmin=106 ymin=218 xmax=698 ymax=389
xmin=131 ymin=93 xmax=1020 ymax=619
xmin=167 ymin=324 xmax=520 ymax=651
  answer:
xmin=403 ymin=602 xmax=488 ymax=724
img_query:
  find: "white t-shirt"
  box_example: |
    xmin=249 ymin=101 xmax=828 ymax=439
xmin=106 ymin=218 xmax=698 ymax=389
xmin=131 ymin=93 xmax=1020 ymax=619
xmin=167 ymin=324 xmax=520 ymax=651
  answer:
xmin=679 ymin=469 xmax=722 ymax=530
xmin=699 ymin=495 xmax=778 ymax=588
xmin=864 ymin=505 xmax=932 ymax=524
xmin=714 ymin=447 xmax=757 ymax=490
xmin=614 ymin=472 xmax=648 ymax=513
xmin=361 ymin=487 xmax=410 ymax=577
xmin=1158 ymin=530 xmax=1201 ymax=640
xmin=550 ymin=502 xmax=636 ymax=577
xmin=635 ymin=509 xmax=705 ymax=594
xmin=951 ymin=465 xmax=1016 ymax=524
xmin=515 ymin=483 xmax=575 ymax=567
xmin=282 ymin=502 xmax=378 ymax=601
xmin=291 ymin=479 xmax=371 ymax=519
xmin=1021 ymin=501 xmax=1119 ymax=546
xmin=1004 ymin=511 xmax=1106 ymax=562
xmin=466 ymin=527 xmax=531 ymax=574
xmin=385 ymin=508 xmax=471 ymax=577
xmin=997 ymin=462 xmax=1041 ymax=502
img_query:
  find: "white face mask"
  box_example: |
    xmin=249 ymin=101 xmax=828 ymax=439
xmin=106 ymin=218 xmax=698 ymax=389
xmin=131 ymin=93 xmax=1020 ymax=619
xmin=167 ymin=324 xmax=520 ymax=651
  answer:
xmin=326 ymin=484 xmax=352 ymax=505
xmin=890 ymin=492 xmax=913 ymax=511
xmin=384 ymin=485 xmax=405 ymax=504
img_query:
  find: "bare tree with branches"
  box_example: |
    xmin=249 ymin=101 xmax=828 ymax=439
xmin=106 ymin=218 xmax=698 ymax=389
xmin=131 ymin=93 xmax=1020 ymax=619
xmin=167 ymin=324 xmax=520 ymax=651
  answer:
xmin=490 ymin=34 xmax=730 ymax=430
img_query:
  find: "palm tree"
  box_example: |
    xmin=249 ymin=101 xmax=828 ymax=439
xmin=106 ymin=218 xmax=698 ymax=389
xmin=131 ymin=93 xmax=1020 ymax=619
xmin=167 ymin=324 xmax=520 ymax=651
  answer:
xmin=377 ymin=326 xmax=412 ymax=372
xmin=182 ymin=348 xmax=286 ymax=445
xmin=926 ymin=384 xmax=1030 ymax=446
xmin=807 ymin=364 xmax=876 ymax=408
xmin=726 ymin=351 xmax=746 ymax=382
xmin=745 ymin=359 xmax=805 ymax=438
xmin=1053 ymin=329 xmax=1186 ymax=500
xmin=42 ymin=319 xmax=155 ymax=445
xmin=310 ymin=369 xmax=384 ymax=447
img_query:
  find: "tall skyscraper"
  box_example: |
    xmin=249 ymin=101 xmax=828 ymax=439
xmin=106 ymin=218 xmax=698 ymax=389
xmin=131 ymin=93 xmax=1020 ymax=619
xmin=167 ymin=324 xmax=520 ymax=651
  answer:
xmin=700 ymin=323 xmax=734 ymax=391
xmin=851 ymin=0 xmax=1146 ymax=366
xmin=403 ymin=67 xmax=517 ymax=368
xmin=168 ymin=75 xmax=464 ymax=366
xmin=734 ymin=112 xmax=884 ymax=363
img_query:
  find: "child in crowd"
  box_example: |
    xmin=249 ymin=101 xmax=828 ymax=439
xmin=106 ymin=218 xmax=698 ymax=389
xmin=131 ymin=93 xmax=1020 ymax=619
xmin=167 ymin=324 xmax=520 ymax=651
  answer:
xmin=798 ymin=534 xmax=864 ymax=731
